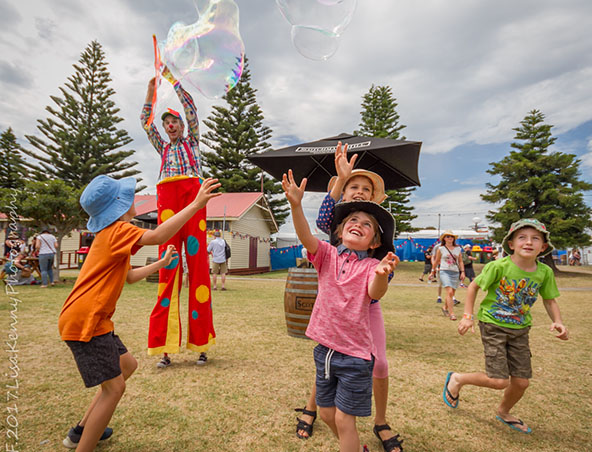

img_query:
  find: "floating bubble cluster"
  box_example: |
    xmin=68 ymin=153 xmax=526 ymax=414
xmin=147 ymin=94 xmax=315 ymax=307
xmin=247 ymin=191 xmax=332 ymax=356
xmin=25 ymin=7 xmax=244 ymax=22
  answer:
xmin=159 ymin=0 xmax=245 ymax=99
xmin=276 ymin=0 xmax=357 ymax=60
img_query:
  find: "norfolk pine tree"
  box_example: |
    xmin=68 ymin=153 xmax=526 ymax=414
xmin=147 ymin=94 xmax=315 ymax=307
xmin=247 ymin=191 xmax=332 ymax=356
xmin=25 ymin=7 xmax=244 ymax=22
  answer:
xmin=355 ymin=84 xmax=417 ymax=236
xmin=482 ymin=109 xmax=592 ymax=269
xmin=23 ymin=40 xmax=145 ymax=190
xmin=0 ymin=127 xmax=28 ymax=189
xmin=201 ymin=56 xmax=289 ymax=226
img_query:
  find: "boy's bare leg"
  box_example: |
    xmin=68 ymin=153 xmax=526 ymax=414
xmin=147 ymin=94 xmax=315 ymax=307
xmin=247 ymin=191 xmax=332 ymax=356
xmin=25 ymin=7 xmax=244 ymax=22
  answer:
xmin=497 ymin=377 xmax=530 ymax=432
xmin=297 ymin=382 xmax=318 ymax=438
xmin=445 ymin=371 xmax=510 ymax=406
xmin=335 ymin=408 xmax=360 ymax=452
xmin=78 ymin=352 xmax=137 ymax=427
xmin=75 ymin=374 xmax=126 ymax=452
xmin=319 ymin=406 xmax=339 ymax=437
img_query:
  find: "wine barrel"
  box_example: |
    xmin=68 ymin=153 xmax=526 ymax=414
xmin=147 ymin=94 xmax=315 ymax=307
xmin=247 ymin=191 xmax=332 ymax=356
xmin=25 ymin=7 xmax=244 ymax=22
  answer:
xmin=145 ymin=257 xmax=159 ymax=283
xmin=284 ymin=267 xmax=318 ymax=339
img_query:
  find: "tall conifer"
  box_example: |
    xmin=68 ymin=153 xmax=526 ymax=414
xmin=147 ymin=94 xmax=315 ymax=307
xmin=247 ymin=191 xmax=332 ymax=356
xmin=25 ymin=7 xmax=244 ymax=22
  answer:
xmin=0 ymin=128 xmax=28 ymax=189
xmin=355 ymin=85 xmax=416 ymax=236
xmin=23 ymin=40 xmax=144 ymax=190
xmin=482 ymin=109 xmax=592 ymax=263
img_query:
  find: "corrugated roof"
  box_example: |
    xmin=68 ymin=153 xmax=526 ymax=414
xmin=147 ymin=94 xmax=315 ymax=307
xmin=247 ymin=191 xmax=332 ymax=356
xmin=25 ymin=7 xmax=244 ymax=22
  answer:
xmin=134 ymin=192 xmax=267 ymax=219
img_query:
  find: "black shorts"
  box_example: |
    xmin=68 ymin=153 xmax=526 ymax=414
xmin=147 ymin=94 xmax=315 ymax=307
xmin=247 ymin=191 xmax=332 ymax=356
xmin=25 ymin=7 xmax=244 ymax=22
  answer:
xmin=66 ymin=332 xmax=128 ymax=388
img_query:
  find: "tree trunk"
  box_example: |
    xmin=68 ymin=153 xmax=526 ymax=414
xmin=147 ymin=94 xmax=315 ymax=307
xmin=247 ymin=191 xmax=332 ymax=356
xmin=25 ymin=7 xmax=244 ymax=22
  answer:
xmin=541 ymin=253 xmax=559 ymax=274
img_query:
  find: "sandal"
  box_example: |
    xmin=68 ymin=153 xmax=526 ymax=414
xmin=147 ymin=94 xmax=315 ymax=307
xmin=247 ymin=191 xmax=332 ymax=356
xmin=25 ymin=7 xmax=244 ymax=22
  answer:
xmin=294 ymin=407 xmax=316 ymax=439
xmin=373 ymin=424 xmax=404 ymax=452
xmin=441 ymin=307 xmax=449 ymax=317
xmin=449 ymin=314 xmax=457 ymax=321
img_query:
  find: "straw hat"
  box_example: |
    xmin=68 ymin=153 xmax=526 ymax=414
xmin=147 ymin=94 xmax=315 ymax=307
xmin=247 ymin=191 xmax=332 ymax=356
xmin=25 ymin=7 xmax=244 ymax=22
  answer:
xmin=327 ymin=169 xmax=387 ymax=204
xmin=439 ymin=230 xmax=458 ymax=241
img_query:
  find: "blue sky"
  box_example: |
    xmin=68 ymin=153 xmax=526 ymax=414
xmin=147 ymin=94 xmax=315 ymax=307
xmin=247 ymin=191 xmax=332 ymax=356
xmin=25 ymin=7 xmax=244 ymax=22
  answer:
xmin=0 ymin=0 xmax=591 ymax=232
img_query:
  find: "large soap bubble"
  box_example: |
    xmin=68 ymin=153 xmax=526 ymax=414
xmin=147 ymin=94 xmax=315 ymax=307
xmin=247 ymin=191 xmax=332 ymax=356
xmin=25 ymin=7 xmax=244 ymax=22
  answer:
xmin=276 ymin=0 xmax=357 ymax=60
xmin=159 ymin=0 xmax=244 ymax=99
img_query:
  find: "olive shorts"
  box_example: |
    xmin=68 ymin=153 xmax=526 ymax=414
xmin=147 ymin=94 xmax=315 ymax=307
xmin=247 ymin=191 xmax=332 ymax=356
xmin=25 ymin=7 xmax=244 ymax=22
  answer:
xmin=479 ymin=321 xmax=532 ymax=379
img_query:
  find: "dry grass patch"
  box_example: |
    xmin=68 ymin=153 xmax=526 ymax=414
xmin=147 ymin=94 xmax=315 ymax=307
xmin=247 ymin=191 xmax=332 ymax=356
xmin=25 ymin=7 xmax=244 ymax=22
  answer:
xmin=2 ymin=262 xmax=591 ymax=451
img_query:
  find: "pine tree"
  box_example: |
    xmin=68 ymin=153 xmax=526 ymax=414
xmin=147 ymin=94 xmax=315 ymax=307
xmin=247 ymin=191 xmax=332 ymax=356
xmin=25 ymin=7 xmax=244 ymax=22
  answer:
xmin=0 ymin=128 xmax=28 ymax=189
xmin=354 ymin=85 xmax=416 ymax=236
xmin=23 ymin=40 xmax=144 ymax=190
xmin=201 ymin=56 xmax=289 ymax=226
xmin=482 ymin=109 xmax=592 ymax=264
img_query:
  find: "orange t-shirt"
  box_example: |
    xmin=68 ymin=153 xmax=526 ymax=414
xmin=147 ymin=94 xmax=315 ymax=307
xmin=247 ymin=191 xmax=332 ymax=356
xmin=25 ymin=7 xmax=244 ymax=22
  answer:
xmin=58 ymin=221 xmax=146 ymax=342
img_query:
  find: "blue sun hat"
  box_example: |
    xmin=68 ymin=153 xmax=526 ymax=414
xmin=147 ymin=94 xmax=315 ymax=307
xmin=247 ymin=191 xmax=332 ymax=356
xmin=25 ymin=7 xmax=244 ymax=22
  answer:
xmin=80 ymin=175 xmax=137 ymax=233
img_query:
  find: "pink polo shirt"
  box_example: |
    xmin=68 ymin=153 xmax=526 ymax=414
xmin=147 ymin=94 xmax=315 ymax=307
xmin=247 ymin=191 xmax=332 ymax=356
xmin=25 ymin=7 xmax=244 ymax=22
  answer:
xmin=306 ymin=239 xmax=378 ymax=360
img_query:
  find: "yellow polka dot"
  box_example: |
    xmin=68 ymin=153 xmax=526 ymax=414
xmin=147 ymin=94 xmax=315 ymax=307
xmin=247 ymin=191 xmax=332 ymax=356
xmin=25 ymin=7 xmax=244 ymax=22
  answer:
xmin=160 ymin=209 xmax=175 ymax=222
xmin=195 ymin=285 xmax=210 ymax=303
xmin=199 ymin=219 xmax=206 ymax=231
xmin=157 ymin=283 xmax=167 ymax=297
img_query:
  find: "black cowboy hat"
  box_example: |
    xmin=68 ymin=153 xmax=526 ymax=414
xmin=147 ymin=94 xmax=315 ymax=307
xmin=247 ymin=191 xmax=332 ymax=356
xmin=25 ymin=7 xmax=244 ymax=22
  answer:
xmin=330 ymin=201 xmax=395 ymax=261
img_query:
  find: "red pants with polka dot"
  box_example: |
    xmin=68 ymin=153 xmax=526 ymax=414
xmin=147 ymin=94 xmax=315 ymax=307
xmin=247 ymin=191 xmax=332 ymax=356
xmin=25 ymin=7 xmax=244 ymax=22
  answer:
xmin=148 ymin=177 xmax=215 ymax=355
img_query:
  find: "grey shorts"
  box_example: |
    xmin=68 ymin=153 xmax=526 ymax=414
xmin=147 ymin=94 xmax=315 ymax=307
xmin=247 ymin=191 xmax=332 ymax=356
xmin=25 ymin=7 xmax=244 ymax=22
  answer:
xmin=314 ymin=344 xmax=374 ymax=417
xmin=66 ymin=332 xmax=128 ymax=388
xmin=479 ymin=321 xmax=532 ymax=379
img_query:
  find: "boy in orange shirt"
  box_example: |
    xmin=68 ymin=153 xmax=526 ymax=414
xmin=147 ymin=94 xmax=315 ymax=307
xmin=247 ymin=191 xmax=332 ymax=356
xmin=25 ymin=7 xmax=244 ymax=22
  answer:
xmin=59 ymin=174 xmax=220 ymax=451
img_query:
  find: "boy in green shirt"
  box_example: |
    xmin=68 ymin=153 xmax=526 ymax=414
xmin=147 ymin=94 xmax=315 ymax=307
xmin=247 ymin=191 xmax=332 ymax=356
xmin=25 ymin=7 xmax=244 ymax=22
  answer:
xmin=442 ymin=219 xmax=568 ymax=433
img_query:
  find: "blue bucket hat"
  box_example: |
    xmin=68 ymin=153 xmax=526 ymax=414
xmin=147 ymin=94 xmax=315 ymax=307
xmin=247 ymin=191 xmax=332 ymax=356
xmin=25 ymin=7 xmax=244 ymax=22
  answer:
xmin=80 ymin=175 xmax=137 ymax=233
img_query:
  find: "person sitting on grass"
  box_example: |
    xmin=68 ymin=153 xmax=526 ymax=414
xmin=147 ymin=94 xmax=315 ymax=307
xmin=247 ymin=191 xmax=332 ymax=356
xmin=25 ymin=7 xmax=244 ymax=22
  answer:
xmin=283 ymin=169 xmax=399 ymax=452
xmin=58 ymin=174 xmax=220 ymax=451
xmin=295 ymin=142 xmax=404 ymax=452
xmin=442 ymin=218 xmax=569 ymax=434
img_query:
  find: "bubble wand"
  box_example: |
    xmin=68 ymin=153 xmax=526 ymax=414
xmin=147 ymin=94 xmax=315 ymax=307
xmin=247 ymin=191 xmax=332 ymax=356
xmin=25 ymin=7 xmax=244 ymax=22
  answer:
xmin=144 ymin=34 xmax=162 ymax=130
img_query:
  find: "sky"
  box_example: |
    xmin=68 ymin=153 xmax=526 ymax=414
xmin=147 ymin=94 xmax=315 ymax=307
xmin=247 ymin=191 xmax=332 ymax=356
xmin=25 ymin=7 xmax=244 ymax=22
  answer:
xmin=1 ymin=0 xmax=591 ymax=235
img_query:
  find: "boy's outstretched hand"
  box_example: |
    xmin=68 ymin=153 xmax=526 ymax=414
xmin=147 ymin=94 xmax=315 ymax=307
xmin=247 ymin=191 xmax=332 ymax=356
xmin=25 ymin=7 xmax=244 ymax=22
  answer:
xmin=375 ymin=252 xmax=399 ymax=276
xmin=282 ymin=170 xmax=307 ymax=207
xmin=334 ymin=141 xmax=357 ymax=180
xmin=550 ymin=322 xmax=569 ymax=340
xmin=160 ymin=244 xmax=178 ymax=267
xmin=194 ymin=178 xmax=222 ymax=210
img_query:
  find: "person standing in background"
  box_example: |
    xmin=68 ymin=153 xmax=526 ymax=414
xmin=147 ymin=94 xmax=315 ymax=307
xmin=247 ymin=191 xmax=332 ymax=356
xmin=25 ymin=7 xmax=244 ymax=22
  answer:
xmin=36 ymin=229 xmax=58 ymax=288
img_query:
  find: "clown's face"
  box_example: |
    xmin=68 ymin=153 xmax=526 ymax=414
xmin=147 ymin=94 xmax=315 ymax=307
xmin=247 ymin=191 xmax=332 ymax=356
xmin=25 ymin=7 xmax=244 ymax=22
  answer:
xmin=163 ymin=116 xmax=184 ymax=142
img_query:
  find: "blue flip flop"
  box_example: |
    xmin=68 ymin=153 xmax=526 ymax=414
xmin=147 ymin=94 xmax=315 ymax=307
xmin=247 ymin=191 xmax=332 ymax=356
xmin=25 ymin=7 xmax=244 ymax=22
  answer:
xmin=495 ymin=415 xmax=532 ymax=434
xmin=442 ymin=371 xmax=459 ymax=408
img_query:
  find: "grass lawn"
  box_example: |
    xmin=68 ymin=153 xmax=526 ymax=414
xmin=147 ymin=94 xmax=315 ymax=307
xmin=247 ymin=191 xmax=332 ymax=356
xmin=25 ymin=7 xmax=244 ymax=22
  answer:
xmin=3 ymin=262 xmax=591 ymax=451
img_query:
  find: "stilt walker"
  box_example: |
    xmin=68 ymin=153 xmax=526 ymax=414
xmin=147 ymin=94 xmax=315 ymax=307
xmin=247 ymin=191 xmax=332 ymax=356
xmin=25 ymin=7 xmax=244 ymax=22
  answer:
xmin=141 ymin=67 xmax=215 ymax=367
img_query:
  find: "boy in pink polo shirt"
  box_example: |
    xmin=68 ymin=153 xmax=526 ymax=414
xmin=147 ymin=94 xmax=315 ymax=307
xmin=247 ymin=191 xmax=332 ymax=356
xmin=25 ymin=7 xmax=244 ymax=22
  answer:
xmin=283 ymin=170 xmax=398 ymax=452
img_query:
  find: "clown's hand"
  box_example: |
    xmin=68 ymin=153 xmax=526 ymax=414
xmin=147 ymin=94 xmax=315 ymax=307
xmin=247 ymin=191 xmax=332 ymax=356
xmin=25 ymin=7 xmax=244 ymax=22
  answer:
xmin=161 ymin=66 xmax=178 ymax=85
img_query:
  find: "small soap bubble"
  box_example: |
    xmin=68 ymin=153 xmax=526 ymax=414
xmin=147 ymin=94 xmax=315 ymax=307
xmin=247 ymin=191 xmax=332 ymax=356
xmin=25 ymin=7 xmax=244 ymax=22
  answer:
xmin=276 ymin=0 xmax=357 ymax=60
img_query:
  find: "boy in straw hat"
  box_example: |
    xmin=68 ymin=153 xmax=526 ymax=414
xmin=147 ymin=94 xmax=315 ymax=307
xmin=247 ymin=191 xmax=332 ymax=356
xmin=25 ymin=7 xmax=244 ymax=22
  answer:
xmin=442 ymin=219 xmax=568 ymax=434
xmin=296 ymin=143 xmax=404 ymax=452
xmin=59 ymin=175 xmax=220 ymax=451
xmin=283 ymin=168 xmax=398 ymax=452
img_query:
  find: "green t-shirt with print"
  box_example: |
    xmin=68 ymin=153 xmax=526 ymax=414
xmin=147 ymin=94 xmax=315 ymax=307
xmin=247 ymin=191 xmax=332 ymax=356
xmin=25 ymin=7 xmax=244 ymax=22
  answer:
xmin=475 ymin=256 xmax=560 ymax=329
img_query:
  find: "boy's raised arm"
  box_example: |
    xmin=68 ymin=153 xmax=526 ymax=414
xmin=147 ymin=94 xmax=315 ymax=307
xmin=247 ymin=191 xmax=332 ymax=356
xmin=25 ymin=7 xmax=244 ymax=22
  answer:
xmin=138 ymin=178 xmax=221 ymax=246
xmin=282 ymin=170 xmax=318 ymax=254
xmin=369 ymin=252 xmax=398 ymax=299
xmin=329 ymin=142 xmax=357 ymax=201
xmin=126 ymin=245 xmax=177 ymax=284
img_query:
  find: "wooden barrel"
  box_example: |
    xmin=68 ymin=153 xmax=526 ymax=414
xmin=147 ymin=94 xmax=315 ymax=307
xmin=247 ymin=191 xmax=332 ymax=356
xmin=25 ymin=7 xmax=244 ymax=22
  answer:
xmin=284 ymin=267 xmax=318 ymax=339
xmin=145 ymin=257 xmax=159 ymax=283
